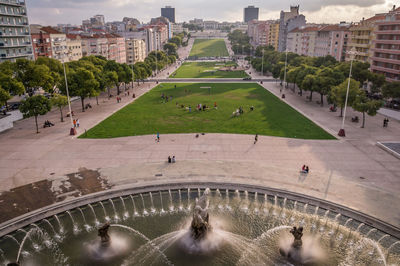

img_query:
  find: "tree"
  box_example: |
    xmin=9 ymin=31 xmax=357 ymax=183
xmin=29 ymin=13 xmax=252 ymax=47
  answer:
xmin=0 ymin=73 xmax=25 ymax=109
xmin=369 ymin=72 xmax=386 ymax=94
xmin=51 ymin=94 xmax=68 ymax=122
xmin=103 ymin=71 xmax=118 ymax=97
xmin=169 ymin=36 xmax=182 ymax=47
xmin=382 ymin=81 xmax=400 ymax=99
xmin=63 ymin=67 xmax=99 ymax=112
xmin=286 ymin=66 xmax=302 ymax=91
xmin=19 ymin=95 xmax=52 ymax=133
xmin=104 ymin=60 xmax=124 ymax=95
xmin=353 ymin=92 xmax=383 ymax=128
xmin=301 ymin=74 xmax=318 ymax=101
xmin=164 ymin=42 xmax=178 ymax=56
xmin=313 ymin=67 xmax=345 ymax=106
xmin=330 ymin=78 xmax=361 ymax=117
xmin=0 ymin=86 xmax=11 ymax=109
xmin=14 ymin=59 xmax=53 ymax=95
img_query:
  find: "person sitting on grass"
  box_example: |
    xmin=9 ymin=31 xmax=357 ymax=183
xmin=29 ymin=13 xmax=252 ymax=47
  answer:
xmin=250 ymin=106 xmax=254 ymax=111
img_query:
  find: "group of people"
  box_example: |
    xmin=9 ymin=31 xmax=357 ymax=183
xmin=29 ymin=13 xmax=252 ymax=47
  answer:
xmin=196 ymin=103 xmax=208 ymax=111
xmin=73 ymin=119 xmax=80 ymax=128
xmin=383 ymin=118 xmax=389 ymax=127
xmin=161 ymin=93 xmax=173 ymax=103
xmin=167 ymin=155 xmax=176 ymax=163
xmin=116 ymin=96 xmax=122 ymax=103
xmin=43 ymin=120 xmax=54 ymax=128
xmin=301 ymin=165 xmax=310 ymax=174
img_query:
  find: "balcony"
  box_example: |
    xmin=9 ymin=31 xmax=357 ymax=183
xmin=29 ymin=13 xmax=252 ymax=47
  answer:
xmin=0 ymin=22 xmax=28 ymax=27
xmin=0 ymin=0 xmax=25 ymax=7
xmin=375 ymin=30 xmax=400 ymax=35
xmin=370 ymin=65 xmax=400 ymax=75
xmin=0 ymin=42 xmax=29 ymax=47
xmin=348 ymin=42 xmax=370 ymax=48
xmin=352 ymin=35 xmax=370 ymax=40
xmin=0 ymin=11 xmax=26 ymax=17
xmin=0 ymin=52 xmax=31 ymax=59
xmin=373 ymin=39 xmax=400 ymax=45
xmin=371 ymin=56 xmax=400 ymax=65
xmin=372 ymin=48 xmax=400 ymax=55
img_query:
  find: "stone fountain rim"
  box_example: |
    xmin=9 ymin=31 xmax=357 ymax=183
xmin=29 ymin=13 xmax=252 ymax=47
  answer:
xmin=0 ymin=181 xmax=399 ymax=240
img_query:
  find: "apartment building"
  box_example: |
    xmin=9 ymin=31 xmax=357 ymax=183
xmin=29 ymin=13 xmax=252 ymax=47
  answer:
xmin=346 ymin=14 xmax=385 ymax=63
xmin=30 ymin=25 xmax=52 ymax=59
xmin=125 ymin=38 xmax=146 ymax=64
xmin=107 ymin=34 xmax=126 ymax=63
xmin=80 ymin=35 xmax=109 ymax=58
xmin=39 ymin=26 xmax=69 ymax=62
xmin=248 ymin=20 xmax=280 ymax=50
xmin=0 ymin=0 xmax=33 ymax=62
xmin=278 ymin=5 xmax=306 ymax=52
xmin=371 ymin=6 xmax=400 ymax=82
xmin=66 ymin=38 xmax=82 ymax=62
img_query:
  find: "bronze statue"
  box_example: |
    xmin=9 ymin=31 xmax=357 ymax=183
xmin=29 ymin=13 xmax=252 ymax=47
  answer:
xmin=290 ymin=226 xmax=303 ymax=249
xmin=190 ymin=189 xmax=212 ymax=240
xmin=98 ymin=222 xmax=111 ymax=246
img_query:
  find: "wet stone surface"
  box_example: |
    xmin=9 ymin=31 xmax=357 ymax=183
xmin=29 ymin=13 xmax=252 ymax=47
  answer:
xmin=0 ymin=168 xmax=113 ymax=224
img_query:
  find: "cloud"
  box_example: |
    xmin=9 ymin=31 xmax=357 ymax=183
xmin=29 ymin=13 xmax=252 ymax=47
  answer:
xmin=26 ymin=0 xmax=391 ymax=25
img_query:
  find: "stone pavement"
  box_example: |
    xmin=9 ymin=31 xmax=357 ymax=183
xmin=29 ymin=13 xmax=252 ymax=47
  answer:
xmin=0 ymin=42 xmax=399 ymax=228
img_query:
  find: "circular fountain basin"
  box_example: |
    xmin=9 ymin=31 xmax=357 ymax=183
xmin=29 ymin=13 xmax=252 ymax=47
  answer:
xmin=0 ymin=183 xmax=399 ymax=265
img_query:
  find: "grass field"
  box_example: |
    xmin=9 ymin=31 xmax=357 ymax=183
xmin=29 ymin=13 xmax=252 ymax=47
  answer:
xmin=81 ymin=83 xmax=334 ymax=140
xmin=189 ymin=39 xmax=229 ymax=57
xmin=170 ymin=61 xmax=249 ymax=78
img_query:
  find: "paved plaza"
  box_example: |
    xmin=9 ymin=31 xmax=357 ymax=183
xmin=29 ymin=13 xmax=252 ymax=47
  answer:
xmin=0 ymin=40 xmax=399 ymax=229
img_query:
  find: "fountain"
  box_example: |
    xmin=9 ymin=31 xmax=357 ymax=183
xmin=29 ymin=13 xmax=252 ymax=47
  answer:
xmin=0 ymin=185 xmax=398 ymax=265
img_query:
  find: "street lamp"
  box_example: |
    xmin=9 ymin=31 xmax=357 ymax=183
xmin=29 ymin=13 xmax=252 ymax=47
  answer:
xmin=283 ymin=47 xmax=288 ymax=89
xmin=261 ymin=48 xmax=264 ymax=78
xmin=338 ymin=47 xmax=357 ymax=137
xmin=62 ymin=60 xmax=76 ymax=136
xmin=131 ymin=63 xmax=135 ymax=89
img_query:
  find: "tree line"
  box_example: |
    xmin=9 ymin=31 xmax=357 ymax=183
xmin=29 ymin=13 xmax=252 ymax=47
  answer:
xmin=0 ymin=51 xmax=177 ymax=133
xmin=249 ymin=45 xmax=400 ymax=128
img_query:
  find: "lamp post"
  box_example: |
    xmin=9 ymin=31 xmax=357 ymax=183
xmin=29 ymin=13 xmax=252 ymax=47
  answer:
xmin=283 ymin=47 xmax=288 ymax=88
xmin=261 ymin=48 xmax=264 ymax=78
xmin=131 ymin=61 xmax=135 ymax=90
xmin=338 ymin=47 xmax=357 ymax=137
xmin=62 ymin=60 xmax=76 ymax=136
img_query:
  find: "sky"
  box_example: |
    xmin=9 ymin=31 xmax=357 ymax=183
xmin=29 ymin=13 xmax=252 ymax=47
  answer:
xmin=27 ymin=0 xmax=397 ymax=26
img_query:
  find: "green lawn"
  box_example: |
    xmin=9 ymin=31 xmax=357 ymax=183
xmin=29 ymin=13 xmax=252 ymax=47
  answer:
xmin=81 ymin=83 xmax=335 ymax=140
xmin=189 ymin=39 xmax=229 ymax=57
xmin=170 ymin=61 xmax=249 ymax=78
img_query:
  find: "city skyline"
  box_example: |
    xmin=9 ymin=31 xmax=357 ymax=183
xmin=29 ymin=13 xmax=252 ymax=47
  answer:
xmin=27 ymin=0 xmax=396 ymax=25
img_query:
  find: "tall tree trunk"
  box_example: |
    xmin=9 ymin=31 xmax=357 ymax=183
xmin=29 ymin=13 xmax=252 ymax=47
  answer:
xmin=35 ymin=115 xmax=39 ymax=133
xmin=59 ymin=107 xmax=64 ymax=122
xmin=5 ymin=100 xmax=8 ymax=112
xmin=300 ymin=88 xmax=303 ymax=96
xmin=117 ymin=83 xmax=120 ymax=95
xmin=124 ymin=83 xmax=127 ymax=91
xmin=107 ymin=88 xmax=111 ymax=98
xmin=320 ymin=93 xmax=324 ymax=106
xmin=340 ymin=107 xmax=343 ymax=117
xmin=96 ymin=96 xmax=99 ymax=105
xmin=81 ymin=97 xmax=85 ymax=112
xmin=362 ymin=112 xmax=365 ymax=128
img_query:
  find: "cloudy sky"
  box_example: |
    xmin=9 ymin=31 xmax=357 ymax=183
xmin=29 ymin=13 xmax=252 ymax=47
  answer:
xmin=27 ymin=0 xmax=396 ymax=26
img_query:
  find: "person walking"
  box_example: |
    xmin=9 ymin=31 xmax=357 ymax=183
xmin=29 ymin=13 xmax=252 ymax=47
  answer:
xmin=76 ymin=119 xmax=80 ymax=128
xmin=254 ymin=134 xmax=258 ymax=144
xmin=157 ymin=132 xmax=160 ymax=142
xmin=172 ymin=156 xmax=176 ymax=163
xmin=168 ymin=156 xmax=171 ymax=163
xmin=73 ymin=119 xmax=76 ymax=128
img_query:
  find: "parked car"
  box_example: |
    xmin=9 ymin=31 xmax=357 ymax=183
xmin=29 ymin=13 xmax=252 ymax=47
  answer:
xmin=243 ymin=77 xmax=252 ymax=81
xmin=10 ymin=103 xmax=21 ymax=110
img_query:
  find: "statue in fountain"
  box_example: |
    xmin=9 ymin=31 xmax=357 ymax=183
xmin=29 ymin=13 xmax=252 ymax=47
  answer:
xmin=290 ymin=226 xmax=303 ymax=249
xmin=190 ymin=189 xmax=212 ymax=240
xmin=98 ymin=222 xmax=111 ymax=246
xmin=279 ymin=226 xmax=304 ymax=261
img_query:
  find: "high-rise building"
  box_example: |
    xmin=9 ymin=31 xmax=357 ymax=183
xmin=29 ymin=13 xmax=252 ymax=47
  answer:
xmin=244 ymin=6 xmax=259 ymax=23
xmin=278 ymin=5 xmax=306 ymax=52
xmin=371 ymin=6 xmax=400 ymax=82
xmin=161 ymin=6 xmax=175 ymax=23
xmin=0 ymin=0 xmax=34 ymax=62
